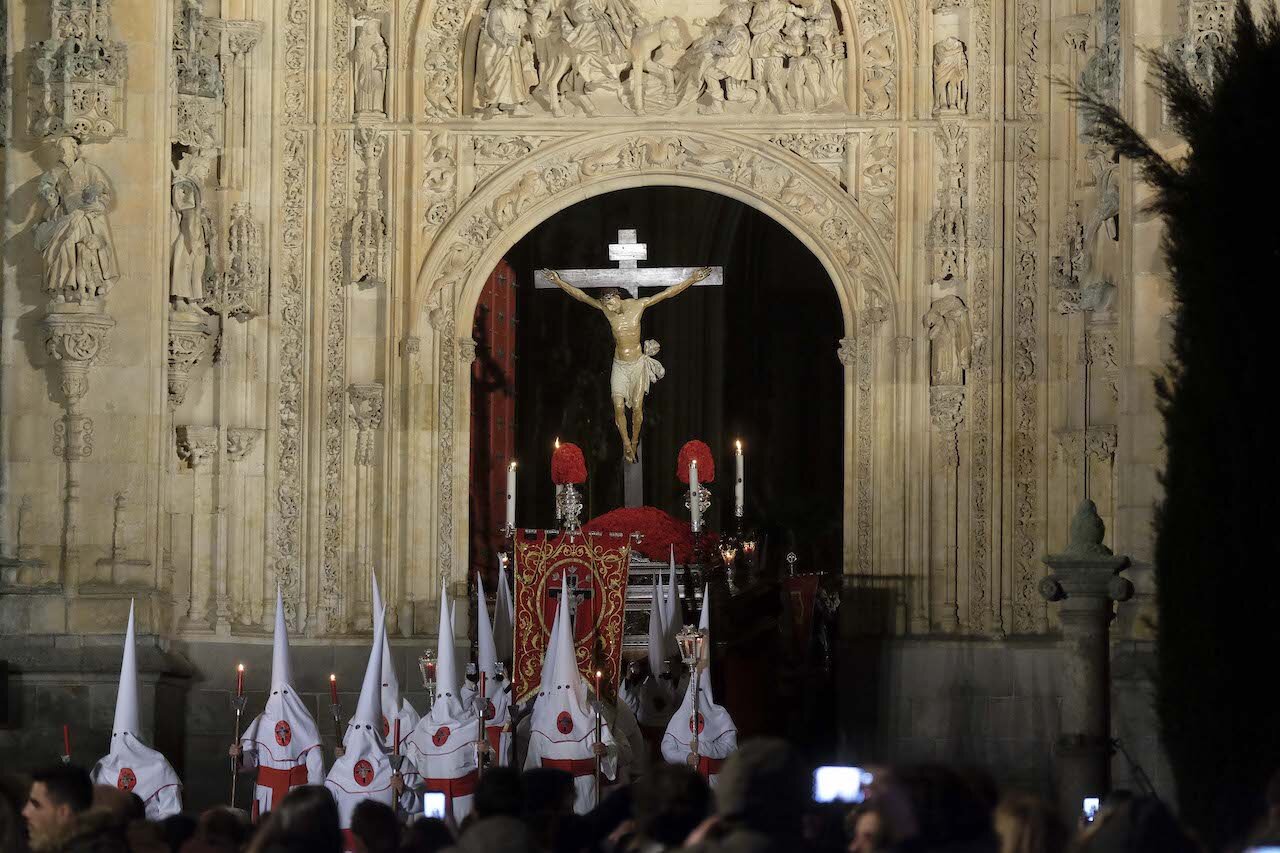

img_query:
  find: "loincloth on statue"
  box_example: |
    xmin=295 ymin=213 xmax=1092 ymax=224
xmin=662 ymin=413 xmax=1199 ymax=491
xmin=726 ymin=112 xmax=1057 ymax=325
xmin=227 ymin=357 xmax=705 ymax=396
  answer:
xmin=610 ymin=341 xmax=665 ymax=408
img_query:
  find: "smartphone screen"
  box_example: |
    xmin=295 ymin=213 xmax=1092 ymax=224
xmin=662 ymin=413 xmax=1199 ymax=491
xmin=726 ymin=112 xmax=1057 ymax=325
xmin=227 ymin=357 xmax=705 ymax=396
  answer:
xmin=814 ymin=765 xmax=872 ymax=803
xmin=423 ymin=791 xmax=447 ymax=819
xmin=1082 ymin=797 xmax=1100 ymax=823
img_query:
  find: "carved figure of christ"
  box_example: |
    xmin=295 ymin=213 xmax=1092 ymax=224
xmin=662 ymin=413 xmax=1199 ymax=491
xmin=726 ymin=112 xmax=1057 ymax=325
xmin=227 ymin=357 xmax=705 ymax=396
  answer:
xmin=542 ymin=265 xmax=713 ymax=463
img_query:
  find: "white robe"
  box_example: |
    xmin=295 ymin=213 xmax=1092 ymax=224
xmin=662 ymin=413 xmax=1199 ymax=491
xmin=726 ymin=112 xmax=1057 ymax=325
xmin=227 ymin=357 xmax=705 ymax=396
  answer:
xmin=239 ymin=686 xmax=326 ymax=817
xmin=660 ymin=678 xmax=737 ymax=788
xmin=92 ymin=735 xmax=182 ymax=821
xmin=405 ymin=700 xmax=482 ymax=825
xmin=524 ymin=686 xmax=618 ymax=814
xmin=325 ymin=726 xmax=419 ymax=851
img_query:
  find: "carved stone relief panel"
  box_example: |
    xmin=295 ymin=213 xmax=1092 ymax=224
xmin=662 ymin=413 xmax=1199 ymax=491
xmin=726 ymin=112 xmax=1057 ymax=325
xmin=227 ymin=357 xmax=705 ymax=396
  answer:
xmin=349 ymin=129 xmax=388 ymax=288
xmin=172 ymin=0 xmax=225 ymax=148
xmin=28 ymin=0 xmax=128 ymax=142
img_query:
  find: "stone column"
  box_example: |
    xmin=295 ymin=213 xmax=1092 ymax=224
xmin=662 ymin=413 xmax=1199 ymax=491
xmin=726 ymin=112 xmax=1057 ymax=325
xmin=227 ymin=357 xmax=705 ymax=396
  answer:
xmin=1039 ymin=498 xmax=1132 ymax=821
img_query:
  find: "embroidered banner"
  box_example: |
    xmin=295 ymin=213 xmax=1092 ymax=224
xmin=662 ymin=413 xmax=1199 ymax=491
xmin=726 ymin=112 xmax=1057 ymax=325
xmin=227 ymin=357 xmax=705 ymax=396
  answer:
xmin=783 ymin=574 xmax=820 ymax=651
xmin=513 ymin=530 xmax=632 ymax=703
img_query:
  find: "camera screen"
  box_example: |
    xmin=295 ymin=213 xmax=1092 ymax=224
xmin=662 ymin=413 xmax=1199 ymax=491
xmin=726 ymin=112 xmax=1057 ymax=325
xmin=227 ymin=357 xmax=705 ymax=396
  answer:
xmin=423 ymin=791 xmax=447 ymax=819
xmin=1082 ymin=797 xmax=1100 ymax=822
xmin=813 ymin=765 xmax=871 ymax=803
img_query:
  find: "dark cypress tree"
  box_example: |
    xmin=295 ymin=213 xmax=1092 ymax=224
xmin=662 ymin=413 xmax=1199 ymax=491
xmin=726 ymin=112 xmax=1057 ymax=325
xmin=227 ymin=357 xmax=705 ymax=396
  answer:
xmin=1074 ymin=5 xmax=1280 ymax=848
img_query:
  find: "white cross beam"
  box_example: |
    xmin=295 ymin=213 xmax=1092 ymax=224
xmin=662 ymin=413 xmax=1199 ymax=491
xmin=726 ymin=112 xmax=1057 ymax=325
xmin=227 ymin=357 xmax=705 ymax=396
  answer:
xmin=534 ymin=227 xmax=723 ymax=298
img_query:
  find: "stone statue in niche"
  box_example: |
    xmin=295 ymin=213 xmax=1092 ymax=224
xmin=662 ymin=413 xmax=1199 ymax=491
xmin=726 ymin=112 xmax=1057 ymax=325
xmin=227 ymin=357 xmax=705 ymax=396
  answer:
xmin=923 ymin=294 xmax=972 ymax=386
xmin=169 ymin=152 xmax=216 ymax=314
xmin=352 ymin=17 xmax=388 ymax=117
xmin=34 ymin=137 xmax=120 ymax=305
xmin=531 ymin=0 xmax=640 ymax=117
xmin=1081 ymin=146 xmax=1120 ymax=285
xmin=933 ymin=36 xmax=967 ymax=114
xmin=476 ymin=0 xmax=538 ymax=116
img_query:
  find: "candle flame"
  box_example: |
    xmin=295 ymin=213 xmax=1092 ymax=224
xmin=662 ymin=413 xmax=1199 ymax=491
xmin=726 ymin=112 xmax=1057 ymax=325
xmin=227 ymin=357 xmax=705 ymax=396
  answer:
xmin=237 ymin=663 xmax=244 ymax=673
xmin=510 ymin=460 xmax=517 ymax=470
xmin=554 ymin=437 xmax=560 ymax=449
xmin=329 ymin=673 xmax=336 ymax=682
xmin=595 ymin=670 xmax=602 ymax=678
xmin=736 ymin=440 xmax=742 ymax=452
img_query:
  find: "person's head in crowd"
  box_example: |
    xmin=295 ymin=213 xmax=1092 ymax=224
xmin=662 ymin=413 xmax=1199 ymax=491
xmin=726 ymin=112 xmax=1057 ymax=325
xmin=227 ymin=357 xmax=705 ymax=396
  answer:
xmin=473 ymin=766 xmax=522 ymax=819
xmin=247 ymin=784 xmax=342 ymax=853
xmin=846 ymin=803 xmax=887 ymax=853
xmin=180 ymin=806 xmax=249 ymax=853
xmin=92 ymin=784 xmax=144 ymax=823
xmin=887 ymin=763 xmax=996 ymax=848
xmin=993 ymin=792 xmax=1067 ymax=853
xmin=521 ymin=768 xmax=578 ymax=852
xmin=804 ymin=801 xmax=853 ymax=852
xmin=401 ymin=817 xmax=453 ymax=853
xmin=1072 ymin=795 xmax=1201 ymax=853
xmin=633 ymin=764 xmax=711 ymax=847
xmin=350 ymin=799 xmax=399 ymax=853
xmin=714 ymin=737 xmax=810 ymax=838
xmin=1 ymin=772 xmax=31 ymax=853
xmin=22 ymin=764 xmax=93 ymax=849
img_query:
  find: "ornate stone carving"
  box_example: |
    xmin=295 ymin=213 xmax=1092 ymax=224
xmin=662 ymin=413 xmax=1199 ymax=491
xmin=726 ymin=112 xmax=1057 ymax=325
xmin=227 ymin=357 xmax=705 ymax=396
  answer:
xmin=422 ymin=132 xmax=457 ymax=231
xmin=168 ymin=314 xmax=217 ymax=409
xmin=283 ymin=0 xmax=310 ymax=124
xmin=836 ymin=336 xmax=855 ymax=367
xmin=53 ymin=415 xmax=95 ymax=461
xmin=353 ymin=16 xmax=389 ymax=118
xmin=930 ymin=124 xmax=967 ymax=287
xmin=28 ymin=0 xmax=128 ymax=142
xmin=858 ymin=0 xmax=896 ymax=116
xmin=43 ymin=308 xmax=116 ymax=406
xmin=349 ymin=128 xmax=388 ymax=288
xmin=1080 ymin=326 xmax=1118 ymax=371
xmin=209 ymin=203 xmax=265 ymax=319
xmin=924 ymin=295 xmax=971 ymax=387
xmin=1054 ymin=426 xmax=1118 ymax=464
xmin=860 ymin=131 xmax=897 ymax=255
xmin=930 ymin=386 xmax=965 ymax=467
xmin=970 ymin=0 xmax=993 ymax=116
xmin=226 ymin=427 xmax=263 ymax=462
xmin=169 ymin=151 xmax=217 ymax=315
xmin=475 ymin=0 xmax=537 ymax=116
xmin=175 ymin=425 xmax=219 ymax=468
xmin=348 ymin=383 xmax=385 ymax=467
xmin=1177 ymin=0 xmax=1231 ymax=97
xmin=0 ymin=2 xmax=10 ymax=147
xmin=322 ymin=128 xmax=351 ymax=623
xmin=172 ymin=0 xmax=225 ymax=148
xmin=932 ymin=37 xmax=968 ymax=114
xmin=272 ymin=130 xmax=308 ymax=627
xmin=1016 ymin=0 xmax=1040 ymax=116
xmin=35 ymin=137 xmax=120 ymax=306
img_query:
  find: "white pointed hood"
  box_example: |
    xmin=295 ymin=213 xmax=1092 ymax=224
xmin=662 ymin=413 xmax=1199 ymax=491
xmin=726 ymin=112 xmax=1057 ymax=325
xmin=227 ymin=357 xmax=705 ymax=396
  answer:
xmin=92 ymin=601 xmax=182 ymax=817
xmin=325 ymin=607 xmax=397 ymax=821
xmin=372 ymin=574 xmax=419 ymax=749
xmin=647 ymin=575 xmax=667 ymax=678
xmin=664 ymin=548 xmax=681 ymax=657
xmin=475 ymin=572 xmax=512 ymax=732
xmin=530 ymin=575 xmax=597 ymax=744
xmin=433 ymin=581 xmax=466 ymax=720
xmin=406 ymin=581 xmax=478 ymax=771
xmin=241 ymin=587 xmax=322 ymax=764
xmin=662 ymin=585 xmax=737 ymax=762
xmin=493 ymin=556 xmax=515 ymax=661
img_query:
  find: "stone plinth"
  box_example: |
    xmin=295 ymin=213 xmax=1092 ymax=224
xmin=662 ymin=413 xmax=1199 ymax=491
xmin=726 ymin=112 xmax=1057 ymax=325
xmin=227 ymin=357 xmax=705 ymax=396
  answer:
xmin=1039 ymin=499 xmax=1132 ymax=821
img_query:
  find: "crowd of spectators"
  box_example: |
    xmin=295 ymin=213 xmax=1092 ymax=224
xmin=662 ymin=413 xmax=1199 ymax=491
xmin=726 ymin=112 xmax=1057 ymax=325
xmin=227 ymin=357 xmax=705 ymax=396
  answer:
xmin=2 ymin=738 xmax=1277 ymax=853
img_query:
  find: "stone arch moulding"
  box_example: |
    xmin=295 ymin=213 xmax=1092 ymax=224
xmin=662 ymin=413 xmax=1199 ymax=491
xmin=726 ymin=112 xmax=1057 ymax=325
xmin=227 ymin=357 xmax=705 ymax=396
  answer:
xmin=408 ymin=128 xmax=901 ymax=586
xmin=406 ymin=0 xmax=909 ymax=120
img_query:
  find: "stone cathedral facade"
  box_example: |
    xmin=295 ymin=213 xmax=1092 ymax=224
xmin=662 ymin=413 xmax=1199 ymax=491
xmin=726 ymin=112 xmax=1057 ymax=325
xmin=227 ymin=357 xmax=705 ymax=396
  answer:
xmin=1 ymin=0 xmax=1218 ymax=809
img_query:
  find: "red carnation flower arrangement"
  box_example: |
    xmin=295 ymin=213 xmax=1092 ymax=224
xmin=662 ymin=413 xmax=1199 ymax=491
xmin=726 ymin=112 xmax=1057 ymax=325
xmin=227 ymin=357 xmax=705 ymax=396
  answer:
xmin=551 ymin=442 xmax=587 ymax=485
xmin=583 ymin=506 xmax=716 ymax=564
xmin=676 ymin=440 xmax=715 ymax=484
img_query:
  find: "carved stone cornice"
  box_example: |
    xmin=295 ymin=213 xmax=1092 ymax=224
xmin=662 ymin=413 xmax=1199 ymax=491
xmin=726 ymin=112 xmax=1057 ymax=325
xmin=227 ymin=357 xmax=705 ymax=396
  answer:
xmin=207 ymin=18 xmax=265 ymax=58
xmin=167 ymin=314 xmax=217 ymax=409
xmin=43 ymin=306 xmax=116 ymax=407
xmin=175 ymin=424 xmax=218 ymax=468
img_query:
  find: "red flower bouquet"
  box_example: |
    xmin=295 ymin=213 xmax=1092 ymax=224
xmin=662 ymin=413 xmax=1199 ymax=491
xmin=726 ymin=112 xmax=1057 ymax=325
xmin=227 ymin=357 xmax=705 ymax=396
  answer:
xmin=584 ymin=506 xmax=715 ymax=564
xmin=676 ymin=440 xmax=715 ymax=484
xmin=551 ymin=442 xmax=587 ymax=485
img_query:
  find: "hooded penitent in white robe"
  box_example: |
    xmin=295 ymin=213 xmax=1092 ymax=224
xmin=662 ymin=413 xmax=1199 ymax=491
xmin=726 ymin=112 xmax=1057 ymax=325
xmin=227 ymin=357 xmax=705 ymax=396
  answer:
xmin=660 ymin=586 xmax=737 ymax=787
xmin=664 ymin=547 xmax=682 ymax=657
xmin=371 ymin=574 xmax=420 ymax=752
xmin=493 ymin=555 xmax=516 ymax=662
xmin=621 ymin=576 xmax=678 ymax=754
xmin=325 ymin=608 xmax=420 ymax=852
xmin=91 ymin=601 xmax=183 ymax=821
xmin=464 ymin=572 xmax=513 ymax=765
xmin=524 ymin=576 xmax=618 ymax=814
xmin=404 ymin=582 xmax=480 ymax=824
xmin=238 ymin=587 xmax=326 ymax=819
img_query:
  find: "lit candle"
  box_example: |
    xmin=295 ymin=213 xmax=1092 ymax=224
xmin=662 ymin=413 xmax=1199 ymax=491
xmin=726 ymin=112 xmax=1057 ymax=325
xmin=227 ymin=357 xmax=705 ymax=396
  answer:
xmin=554 ymin=439 xmax=564 ymax=521
xmin=689 ymin=459 xmax=701 ymax=531
xmin=329 ymin=673 xmax=338 ymax=705
xmin=506 ymin=461 xmax=517 ymax=529
xmin=236 ymin=663 xmax=245 ymax=697
xmin=734 ymin=441 xmax=744 ymax=518
xmin=63 ymin=724 xmax=70 ymax=757
xmin=426 ymin=660 xmax=436 ymax=683
xmin=594 ymin=669 xmax=602 ymax=697
xmin=393 ymin=718 xmax=401 ymax=755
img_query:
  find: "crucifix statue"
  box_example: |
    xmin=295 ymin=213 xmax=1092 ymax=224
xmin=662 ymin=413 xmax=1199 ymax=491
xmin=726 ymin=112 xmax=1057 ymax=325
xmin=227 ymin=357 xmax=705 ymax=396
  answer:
xmin=536 ymin=230 xmax=722 ymax=485
xmin=548 ymin=572 xmax=594 ymax=634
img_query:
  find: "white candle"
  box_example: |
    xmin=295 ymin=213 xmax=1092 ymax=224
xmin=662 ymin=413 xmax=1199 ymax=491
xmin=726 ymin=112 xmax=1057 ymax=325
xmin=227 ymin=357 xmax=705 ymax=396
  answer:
xmin=689 ymin=458 xmax=701 ymax=531
xmin=734 ymin=440 xmax=744 ymax=518
xmin=506 ymin=461 xmax=517 ymax=529
xmin=553 ymin=438 xmax=563 ymax=521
